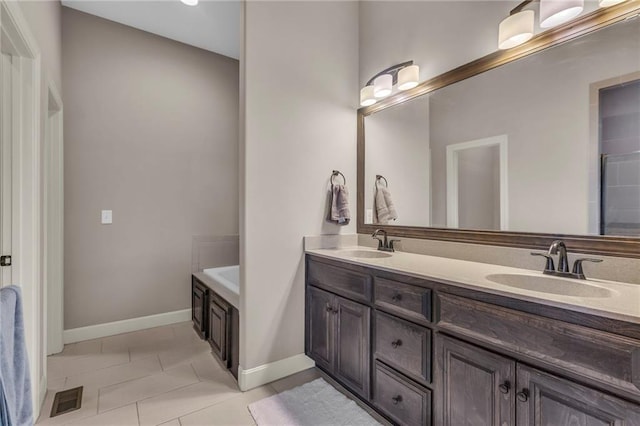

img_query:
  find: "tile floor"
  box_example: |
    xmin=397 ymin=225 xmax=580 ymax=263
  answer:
xmin=36 ymin=322 xmax=321 ymax=426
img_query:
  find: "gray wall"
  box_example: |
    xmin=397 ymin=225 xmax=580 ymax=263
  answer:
xmin=62 ymin=8 xmax=239 ymax=329
xmin=241 ymin=1 xmax=358 ymax=371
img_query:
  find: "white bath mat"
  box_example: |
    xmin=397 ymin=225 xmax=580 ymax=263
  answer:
xmin=248 ymin=378 xmax=381 ymax=426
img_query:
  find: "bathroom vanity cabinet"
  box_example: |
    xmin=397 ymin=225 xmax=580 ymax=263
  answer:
xmin=305 ymin=254 xmax=640 ymax=426
xmin=191 ymin=275 xmax=240 ymax=379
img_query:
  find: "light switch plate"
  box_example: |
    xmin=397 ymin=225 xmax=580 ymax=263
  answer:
xmin=101 ymin=210 xmax=112 ymax=224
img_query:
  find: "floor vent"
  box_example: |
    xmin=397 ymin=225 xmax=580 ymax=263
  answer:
xmin=50 ymin=386 xmax=83 ymax=418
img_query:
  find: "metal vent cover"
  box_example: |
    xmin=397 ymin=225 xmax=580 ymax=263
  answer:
xmin=50 ymin=386 xmax=83 ymax=418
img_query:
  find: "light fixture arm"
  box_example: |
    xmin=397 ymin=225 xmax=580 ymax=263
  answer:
xmin=510 ymin=0 xmax=539 ymax=15
xmin=365 ymin=60 xmax=414 ymax=87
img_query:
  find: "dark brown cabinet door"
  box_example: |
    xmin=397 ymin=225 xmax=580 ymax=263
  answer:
xmin=516 ymin=365 xmax=640 ymax=426
xmin=436 ymin=335 xmax=515 ymax=426
xmin=208 ymin=299 xmax=228 ymax=363
xmin=192 ymin=280 xmax=207 ymax=339
xmin=334 ymin=295 xmax=371 ymax=399
xmin=308 ymin=286 xmax=334 ymax=372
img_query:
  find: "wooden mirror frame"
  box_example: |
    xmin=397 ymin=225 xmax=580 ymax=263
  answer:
xmin=357 ymin=1 xmax=640 ymax=258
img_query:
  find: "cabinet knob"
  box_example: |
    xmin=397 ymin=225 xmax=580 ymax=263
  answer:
xmin=516 ymin=389 xmax=529 ymax=402
xmin=391 ymin=339 xmax=403 ymax=348
xmin=391 ymin=395 xmax=403 ymax=405
xmin=498 ymin=381 xmax=510 ymax=394
xmin=391 ymin=293 xmax=402 ymax=302
xmin=325 ymin=305 xmax=332 ymax=313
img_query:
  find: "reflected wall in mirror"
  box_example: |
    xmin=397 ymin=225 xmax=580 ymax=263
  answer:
xmin=363 ymin=17 xmax=640 ymax=237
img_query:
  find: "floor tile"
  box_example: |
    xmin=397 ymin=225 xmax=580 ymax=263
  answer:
xmin=61 ymin=339 xmax=103 ymax=357
xmin=190 ymin=352 xmax=226 ymax=382
xmin=36 ymin=386 xmax=100 ymax=425
xmin=101 ymin=326 xmax=175 ymax=354
xmin=65 ymin=404 xmax=139 ymax=426
xmin=65 ymin=355 xmax=162 ymax=390
xmin=157 ymin=420 xmax=181 ymax=426
xmin=98 ymin=363 xmax=199 ymax=413
xmin=269 ymin=368 xmax=321 ymax=393
xmin=157 ymin=340 xmax=212 ymax=371
xmin=48 ymin=351 xmax=131 ymax=382
xmin=137 ymin=373 xmax=240 ymax=426
xmin=179 ymin=386 xmax=275 ymax=426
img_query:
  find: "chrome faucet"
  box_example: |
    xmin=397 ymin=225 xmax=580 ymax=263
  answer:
xmin=531 ymin=240 xmax=602 ymax=280
xmin=372 ymin=229 xmax=400 ymax=252
xmin=548 ymin=240 xmax=569 ymax=273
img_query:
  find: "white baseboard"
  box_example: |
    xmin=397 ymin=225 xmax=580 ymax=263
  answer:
xmin=238 ymin=353 xmax=316 ymax=391
xmin=63 ymin=309 xmax=192 ymax=344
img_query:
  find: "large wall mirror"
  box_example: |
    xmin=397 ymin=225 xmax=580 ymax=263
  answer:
xmin=357 ymin=3 xmax=640 ymax=257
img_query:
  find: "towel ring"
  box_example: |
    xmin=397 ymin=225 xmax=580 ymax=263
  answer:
xmin=376 ymin=175 xmax=388 ymax=188
xmin=331 ymin=170 xmax=346 ymax=185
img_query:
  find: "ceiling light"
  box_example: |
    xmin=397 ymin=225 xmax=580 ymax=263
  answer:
xmin=540 ymin=0 xmax=584 ymax=28
xmin=599 ymin=0 xmax=627 ymax=7
xmin=360 ymin=86 xmax=377 ymax=107
xmin=398 ymin=65 xmax=420 ymax=91
xmin=498 ymin=10 xmax=535 ymax=50
xmin=373 ymin=74 xmax=393 ymax=98
xmin=181 ymin=0 xmax=198 ymax=6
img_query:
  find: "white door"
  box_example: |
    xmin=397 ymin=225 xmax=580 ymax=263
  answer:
xmin=0 ymin=53 xmax=13 ymax=287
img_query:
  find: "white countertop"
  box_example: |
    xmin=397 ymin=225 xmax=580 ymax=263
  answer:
xmin=306 ymin=246 xmax=640 ymax=325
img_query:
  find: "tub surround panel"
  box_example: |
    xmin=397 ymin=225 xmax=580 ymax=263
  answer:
xmin=192 ymin=235 xmax=240 ymax=273
xmin=358 ymin=234 xmax=640 ymax=285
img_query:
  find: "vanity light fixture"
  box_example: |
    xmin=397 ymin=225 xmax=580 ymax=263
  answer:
xmin=181 ymin=0 xmax=198 ymax=6
xmin=360 ymin=61 xmax=419 ymax=107
xmin=497 ymin=0 xmax=586 ymax=49
xmin=539 ymin=0 xmax=584 ymax=28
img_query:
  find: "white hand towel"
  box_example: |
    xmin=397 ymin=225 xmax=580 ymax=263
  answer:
xmin=373 ymin=186 xmax=397 ymax=224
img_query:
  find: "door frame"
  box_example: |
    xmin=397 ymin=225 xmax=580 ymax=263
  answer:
xmin=446 ymin=135 xmax=509 ymax=231
xmin=45 ymin=76 xmax=63 ymax=355
xmin=1 ymin=0 xmax=44 ymax=414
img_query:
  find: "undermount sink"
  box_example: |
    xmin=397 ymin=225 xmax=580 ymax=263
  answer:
xmin=485 ymin=273 xmax=613 ymax=298
xmin=338 ymin=249 xmax=392 ymax=259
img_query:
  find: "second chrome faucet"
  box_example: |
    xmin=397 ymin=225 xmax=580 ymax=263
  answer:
xmin=531 ymin=240 xmax=602 ymax=280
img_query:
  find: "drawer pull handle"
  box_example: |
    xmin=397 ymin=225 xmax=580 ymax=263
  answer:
xmin=391 ymin=395 xmax=403 ymax=405
xmin=516 ymin=389 xmax=529 ymax=402
xmin=391 ymin=339 xmax=403 ymax=348
xmin=391 ymin=293 xmax=402 ymax=302
xmin=498 ymin=381 xmax=510 ymax=394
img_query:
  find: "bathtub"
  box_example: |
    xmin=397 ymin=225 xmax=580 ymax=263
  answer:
xmin=199 ymin=265 xmax=240 ymax=309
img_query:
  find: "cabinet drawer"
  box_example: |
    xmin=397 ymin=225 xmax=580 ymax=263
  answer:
xmin=438 ymin=292 xmax=640 ymax=403
xmin=307 ymin=258 xmax=372 ymax=303
xmin=374 ymin=361 xmax=431 ymax=426
xmin=375 ymin=311 xmax=431 ymax=384
xmin=375 ymin=277 xmax=432 ymax=324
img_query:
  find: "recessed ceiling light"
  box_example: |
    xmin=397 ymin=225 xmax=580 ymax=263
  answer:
xmin=181 ymin=0 xmax=198 ymax=6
